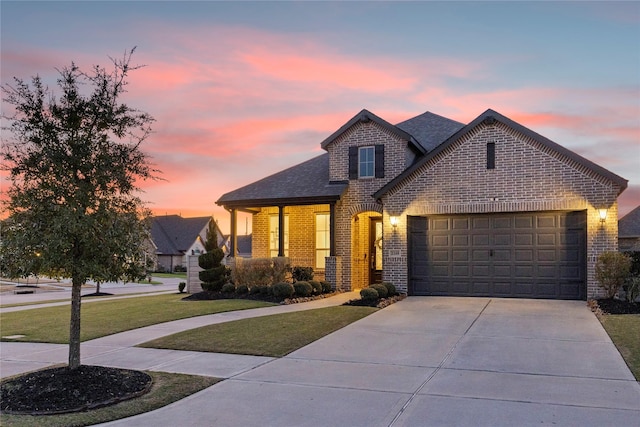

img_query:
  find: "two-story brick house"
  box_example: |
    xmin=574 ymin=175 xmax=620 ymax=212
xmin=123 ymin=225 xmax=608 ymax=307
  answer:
xmin=217 ymin=108 xmax=627 ymax=300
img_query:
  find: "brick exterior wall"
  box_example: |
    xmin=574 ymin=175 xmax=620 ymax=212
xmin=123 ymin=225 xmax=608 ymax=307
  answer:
xmin=252 ymin=205 xmax=329 ymax=281
xmin=380 ymin=121 xmax=623 ymax=298
xmin=326 ymin=121 xmax=410 ymax=290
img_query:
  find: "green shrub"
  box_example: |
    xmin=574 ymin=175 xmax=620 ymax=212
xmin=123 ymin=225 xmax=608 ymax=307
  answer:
xmin=178 ymin=282 xmax=186 ymax=293
xmin=221 ymin=283 xmax=236 ymax=293
xmin=320 ymin=281 xmax=332 ymax=293
xmin=625 ymin=276 xmax=640 ymax=303
xmin=309 ymin=280 xmax=323 ymax=294
xmin=248 ymin=285 xmax=261 ymax=295
xmin=292 ymin=266 xmax=314 ymax=282
xmin=381 ymin=282 xmax=396 ymax=296
xmin=370 ymin=284 xmax=388 ymax=298
xmin=627 ymin=251 xmax=640 ymax=277
xmin=294 ymin=281 xmax=313 ymax=297
xmin=272 ymin=257 xmax=291 ymax=284
xmin=272 ymin=282 xmax=295 ymax=298
xmin=231 ymin=257 xmax=290 ymax=288
xmin=198 ymin=249 xmax=224 ymax=270
xmin=360 ymin=288 xmax=379 ymax=301
xmin=199 ymin=264 xmax=231 ymax=292
xmin=595 ymin=251 xmax=632 ymax=298
xmin=236 ymin=284 xmax=249 ymax=295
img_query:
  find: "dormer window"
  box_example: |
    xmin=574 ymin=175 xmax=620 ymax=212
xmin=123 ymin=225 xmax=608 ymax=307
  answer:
xmin=349 ymin=145 xmax=385 ymax=179
xmin=359 ymin=146 xmax=375 ymax=178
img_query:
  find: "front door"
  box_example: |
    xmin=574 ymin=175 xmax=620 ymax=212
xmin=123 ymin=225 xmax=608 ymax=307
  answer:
xmin=369 ymin=218 xmax=383 ymax=284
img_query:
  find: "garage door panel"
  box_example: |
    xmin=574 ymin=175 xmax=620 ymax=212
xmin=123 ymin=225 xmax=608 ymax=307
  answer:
xmin=432 ymin=235 xmax=448 ymax=247
xmin=537 ymin=234 xmax=556 ymax=245
xmin=472 ymin=249 xmax=490 ymax=261
xmin=537 ymin=216 xmax=557 ymax=228
xmin=515 ymin=234 xmax=533 ymax=245
xmin=537 ymin=250 xmax=556 ymax=261
xmin=494 ymin=234 xmax=511 ymax=245
xmin=515 ymin=216 xmax=534 ymax=228
xmin=493 ymin=265 xmax=511 ymax=277
xmin=492 ymin=249 xmax=511 ymax=261
xmin=515 ymin=250 xmax=533 ymax=261
xmin=452 ymin=235 xmax=469 ymax=246
xmin=408 ymin=211 xmax=586 ymax=299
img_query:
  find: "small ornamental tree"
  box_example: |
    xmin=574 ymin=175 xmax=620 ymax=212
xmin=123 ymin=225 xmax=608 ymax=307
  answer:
xmin=1 ymin=48 xmax=157 ymax=370
xmin=198 ymin=248 xmax=230 ymax=292
xmin=595 ymin=251 xmax=632 ymax=299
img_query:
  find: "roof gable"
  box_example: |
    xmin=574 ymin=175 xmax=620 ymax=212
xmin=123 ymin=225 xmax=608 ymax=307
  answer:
xmin=151 ymin=215 xmax=212 ymax=255
xmin=619 ymin=206 xmax=640 ymax=238
xmin=320 ymin=109 xmax=423 ymax=153
xmin=375 ymin=109 xmax=628 ymax=200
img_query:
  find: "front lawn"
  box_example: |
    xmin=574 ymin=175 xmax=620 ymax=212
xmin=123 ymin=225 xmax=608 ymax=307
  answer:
xmin=599 ymin=314 xmax=640 ymax=380
xmin=140 ymin=305 xmax=378 ymax=357
xmin=0 ymin=294 xmax=275 ymax=343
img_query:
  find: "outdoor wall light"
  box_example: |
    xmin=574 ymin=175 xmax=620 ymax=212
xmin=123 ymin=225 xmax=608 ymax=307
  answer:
xmin=390 ymin=216 xmax=399 ymax=227
xmin=598 ymin=208 xmax=608 ymax=223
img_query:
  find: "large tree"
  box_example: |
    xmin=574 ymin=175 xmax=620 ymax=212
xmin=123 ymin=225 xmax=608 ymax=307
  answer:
xmin=1 ymin=48 xmax=157 ymax=369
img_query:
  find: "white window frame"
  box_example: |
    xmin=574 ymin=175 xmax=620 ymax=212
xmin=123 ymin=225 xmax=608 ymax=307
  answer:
xmin=315 ymin=213 xmax=330 ymax=269
xmin=358 ymin=146 xmax=375 ymax=178
xmin=269 ymin=214 xmax=289 ymax=257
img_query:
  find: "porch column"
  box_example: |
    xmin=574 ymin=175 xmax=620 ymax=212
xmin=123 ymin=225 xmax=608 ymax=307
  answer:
xmin=329 ymin=203 xmax=336 ymax=256
xmin=278 ymin=205 xmax=285 ymax=257
xmin=229 ymin=208 xmax=237 ymax=257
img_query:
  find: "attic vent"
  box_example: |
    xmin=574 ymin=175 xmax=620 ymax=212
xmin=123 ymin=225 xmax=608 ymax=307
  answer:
xmin=483 ymin=116 xmax=496 ymax=126
xmin=360 ymin=115 xmax=371 ymax=123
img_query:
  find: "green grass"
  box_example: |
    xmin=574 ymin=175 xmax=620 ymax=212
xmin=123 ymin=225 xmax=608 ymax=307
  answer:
xmin=140 ymin=306 xmax=378 ymax=357
xmin=151 ymin=272 xmax=187 ymax=279
xmin=0 ymin=371 xmax=220 ymax=427
xmin=599 ymin=314 xmax=640 ymax=380
xmin=0 ymin=294 xmax=275 ymax=343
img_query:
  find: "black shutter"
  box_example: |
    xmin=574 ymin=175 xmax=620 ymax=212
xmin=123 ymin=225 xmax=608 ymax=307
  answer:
xmin=348 ymin=146 xmax=358 ymax=179
xmin=375 ymin=145 xmax=384 ymax=178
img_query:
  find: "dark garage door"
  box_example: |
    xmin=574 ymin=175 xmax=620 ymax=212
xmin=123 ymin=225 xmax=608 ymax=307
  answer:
xmin=408 ymin=211 xmax=586 ymax=299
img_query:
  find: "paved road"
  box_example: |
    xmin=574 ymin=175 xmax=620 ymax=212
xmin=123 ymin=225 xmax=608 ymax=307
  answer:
xmin=2 ymin=296 xmax=639 ymax=426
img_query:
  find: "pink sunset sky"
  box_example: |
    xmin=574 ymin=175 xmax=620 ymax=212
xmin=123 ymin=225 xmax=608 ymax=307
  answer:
xmin=1 ymin=1 xmax=639 ymax=234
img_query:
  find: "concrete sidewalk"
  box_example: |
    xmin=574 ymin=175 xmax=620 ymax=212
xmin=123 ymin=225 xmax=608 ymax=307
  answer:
xmin=0 ymin=291 xmax=359 ymax=378
xmin=100 ymin=297 xmax=639 ymax=427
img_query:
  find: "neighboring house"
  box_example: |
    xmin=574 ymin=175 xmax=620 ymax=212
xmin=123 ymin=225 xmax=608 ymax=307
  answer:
xmin=221 ymin=234 xmax=253 ymax=258
xmin=217 ymin=109 xmax=627 ymax=300
xmin=619 ymin=206 xmax=640 ymax=252
xmin=151 ymin=215 xmax=224 ymax=272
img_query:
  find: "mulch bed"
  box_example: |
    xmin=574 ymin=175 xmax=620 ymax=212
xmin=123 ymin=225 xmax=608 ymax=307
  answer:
xmin=0 ymin=365 xmax=152 ymax=415
xmin=183 ymin=290 xmax=340 ymax=305
xmin=589 ymin=298 xmax=640 ymax=315
xmin=343 ymin=294 xmax=407 ymax=308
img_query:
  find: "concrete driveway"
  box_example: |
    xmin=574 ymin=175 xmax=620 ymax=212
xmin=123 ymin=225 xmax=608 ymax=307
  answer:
xmin=101 ymin=297 xmax=639 ymax=426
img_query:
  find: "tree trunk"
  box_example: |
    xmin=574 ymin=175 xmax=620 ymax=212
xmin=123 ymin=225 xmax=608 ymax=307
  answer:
xmin=68 ymin=276 xmax=82 ymax=370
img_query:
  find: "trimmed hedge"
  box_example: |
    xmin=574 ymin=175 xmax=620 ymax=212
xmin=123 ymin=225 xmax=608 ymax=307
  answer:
xmin=294 ymin=281 xmax=313 ymax=297
xmin=370 ymin=284 xmax=388 ymax=298
xmin=381 ymin=282 xmax=396 ymax=296
xmin=309 ymin=280 xmax=323 ymax=295
xmin=360 ymin=288 xmax=379 ymax=301
xmin=272 ymin=282 xmax=295 ymax=298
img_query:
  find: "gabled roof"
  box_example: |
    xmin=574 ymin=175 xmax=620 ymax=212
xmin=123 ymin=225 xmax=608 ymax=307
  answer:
xmin=320 ymin=109 xmax=424 ymax=153
xmin=396 ymin=111 xmax=464 ymax=152
xmin=619 ymin=206 xmax=640 ymax=238
xmin=374 ymin=109 xmax=629 ymax=200
xmin=216 ymin=154 xmax=347 ymax=208
xmin=151 ymin=215 xmax=211 ymax=255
